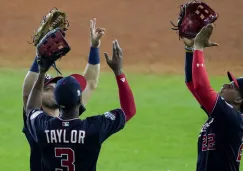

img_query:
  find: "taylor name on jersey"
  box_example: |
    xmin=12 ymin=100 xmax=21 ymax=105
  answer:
xmin=45 ymin=129 xmax=85 ymax=144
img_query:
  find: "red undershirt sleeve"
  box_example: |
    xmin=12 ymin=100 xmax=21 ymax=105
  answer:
xmin=116 ymin=74 xmax=136 ymax=122
xmin=192 ymin=50 xmax=218 ymax=114
xmin=186 ymin=82 xmax=203 ymax=104
xmin=184 ymin=51 xmax=203 ymax=105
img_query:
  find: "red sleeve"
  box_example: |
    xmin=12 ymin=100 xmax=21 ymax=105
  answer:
xmin=116 ymin=74 xmax=136 ymax=122
xmin=192 ymin=50 xmax=218 ymax=114
xmin=186 ymin=82 xmax=203 ymax=104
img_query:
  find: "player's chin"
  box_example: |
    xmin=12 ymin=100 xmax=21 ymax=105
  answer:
xmin=52 ymin=100 xmax=59 ymax=108
xmin=49 ymin=102 xmax=59 ymax=109
xmin=49 ymin=99 xmax=58 ymax=109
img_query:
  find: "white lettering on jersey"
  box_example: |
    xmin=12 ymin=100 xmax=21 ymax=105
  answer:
xmin=78 ymin=130 xmax=85 ymax=144
xmin=200 ymin=118 xmax=214 ymax=134
xmin=63 ymin=130 xmax=69 ymax=143
xmin=45 ymin=129 xmax=85 ymax=144
xmin=51 ymin=130 xmax=57 ymax=143
xmin=45 ymin=130 xmax=50 ymax=143
xmin=104 ymin=112 xmax=116 ymax=120
xmin=56 ymin=129 xmax=62 ymax=142
xmin=71 ymin=130 xmax=77 ymax=143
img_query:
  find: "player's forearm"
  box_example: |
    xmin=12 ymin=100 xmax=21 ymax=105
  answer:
xmin=83 ymin=64 xmax=100 ymax=90
xmin=23 ymin=56 xmax=39 ymax=108
xmin=84 ymin=47 xmax=100 ymax=86
xmin=26 ymin=73 xmax=45 ymax=115
xmin=192 ymin=50 xmax=217 ymax=114
xmin=185 ymin=50 xmax=202 ymax=104
xmin=115 ymin=71 xmax=136 ymax=122
xmin=81 ymin=47 xmax=100 ymax=105
xmin=185 ymin=50 xmax=193 ymax=83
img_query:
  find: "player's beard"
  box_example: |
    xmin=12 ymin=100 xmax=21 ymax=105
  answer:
xmin=42 ymin=100 xmax=59 ymax=110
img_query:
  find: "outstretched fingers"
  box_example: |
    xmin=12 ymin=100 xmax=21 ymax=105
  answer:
xmin=104 ymin=52 xmax=111 ymax=64
xmin=114 ymin=40 xmax=123 ymax=57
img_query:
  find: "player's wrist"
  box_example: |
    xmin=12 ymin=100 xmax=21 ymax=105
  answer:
xmin=88 ymin=47 xmax=100 ymax=65
xmin=185 ymin=46 xmax=194 ymax=52
xmin=194 ymin=44 xmax=204 ymax=51
xmin=30 ymin=56 xmax=39 ymax=73
xmin=38 ymin=72 xmax=46 ymax=76
xmin=194 ymin=47 xmax=204 ymax=51
xmin=113 ymin=69 xmax=124 ymax=77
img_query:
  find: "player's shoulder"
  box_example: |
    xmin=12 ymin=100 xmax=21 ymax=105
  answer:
xmin=216 ymin=96 xmax=238 ymax=112
xmin=29 ymin=109 xmax=44 ymax=118
xmin=84 ymin=108 xmax=125 ymax=123
xmin=28 ymin=109 xmax=51 ymax=121
xmin=215 ymin=96 xmax=242 ymax=119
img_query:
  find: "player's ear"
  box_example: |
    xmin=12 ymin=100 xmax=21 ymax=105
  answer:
xmin=234 ymin=96 xmax=243 ymax=105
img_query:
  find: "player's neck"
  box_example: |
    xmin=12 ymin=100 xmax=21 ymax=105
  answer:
xmin=42 ymin=106 xmax=59 ymax=117
xmin=232 ymin=104 xmax=241 ymax=113
xmin=59 ymin=107 xmax=80 ymax=120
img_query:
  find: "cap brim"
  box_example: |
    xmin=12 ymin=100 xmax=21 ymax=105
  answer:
xmin=70 ymin=74 xmax=87 ymax=91
xmin=227 ymin=71 xmax=239 ymax=88
xmin=44 ymin=76 xmax=63 ymax=86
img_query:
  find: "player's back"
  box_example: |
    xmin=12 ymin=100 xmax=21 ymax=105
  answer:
xmin=41 ymin=117 xmax=100 ymax=171
xmin=29 ymin=108 xmax=125 ymax=171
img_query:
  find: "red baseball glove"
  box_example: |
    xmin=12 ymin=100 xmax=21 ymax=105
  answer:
xmin=36 ymin=28 xmax=70 ymax=74
xmin=171 ymin=0 xmax=218 ymax=39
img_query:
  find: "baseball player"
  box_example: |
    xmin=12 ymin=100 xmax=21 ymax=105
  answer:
xmin=26 ymin=39 xmax=136 ymax=171
xmin=184 ymin=23 xmax=243 ymax=171
xmin=22 ymin=17 xmax=104 ymax=171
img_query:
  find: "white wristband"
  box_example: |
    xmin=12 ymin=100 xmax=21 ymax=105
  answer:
xmin=185 ymin=46 xmax=194 ymax=52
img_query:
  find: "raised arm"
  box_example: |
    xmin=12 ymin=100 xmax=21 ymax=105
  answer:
xmin=94 ymin=40 xmax=136 ymax=143
xmin=184 ymin=44 xmax=202 ymax=104
xmin=82 ymin=18 xmax=105 ymax=105
xmin=104 ymin=40 xmax=136 ymax=122
xmin=22 ymin=56 xmax=39 ymax=110
xmin=192 ymin=24 xmax=219 ymax=114
xmin=26 ymin=71 xmax=45 ymax=116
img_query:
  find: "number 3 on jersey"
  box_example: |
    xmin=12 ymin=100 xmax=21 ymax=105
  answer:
xmin=202 ymin=133 xmax=216 ymax=151
xmin=55 ymin=148 xmax=75 ymax=171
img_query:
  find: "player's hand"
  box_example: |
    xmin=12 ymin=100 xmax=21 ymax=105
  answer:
xmin=194 ymin=24 xmax=219 ymax=50
xmin=183 ymin=37 xmax=194 ymax=48
xmin=90 ymin=18 xmax=105 ymax=48
xmin=36 ymin=56 xmax=53 ymax=74
xmin=104 ymin=40 xmax=123 ymax=76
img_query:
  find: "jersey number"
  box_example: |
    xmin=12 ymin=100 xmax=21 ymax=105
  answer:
xmin=55 ymin=148 xmax=75 ymax=171
xmin=237 ymin=143 xmax=243 ymax=162
xmin=202 ymin=133 xmax=216 ymax=151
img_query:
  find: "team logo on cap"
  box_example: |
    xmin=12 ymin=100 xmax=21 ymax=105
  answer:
xmin=77 ymin=90 xmax=81 ymax=96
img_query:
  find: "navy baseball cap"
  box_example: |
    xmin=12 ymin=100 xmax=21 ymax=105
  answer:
xmin=44 ymin=74 xmax=63 ymax=86
xmin=227 ymin=71 xmax=243 ymax=97
xmin=54 ymin=74 xmax=87 ymax=109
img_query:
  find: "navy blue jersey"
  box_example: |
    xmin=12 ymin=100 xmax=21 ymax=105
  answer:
xmin=26 ymin=108 xmax=125 ymax=171
xmin=197 ymin=96 xmax=243 ymax=171
xmin=22 ymin=108 xmax=45 ymax=171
